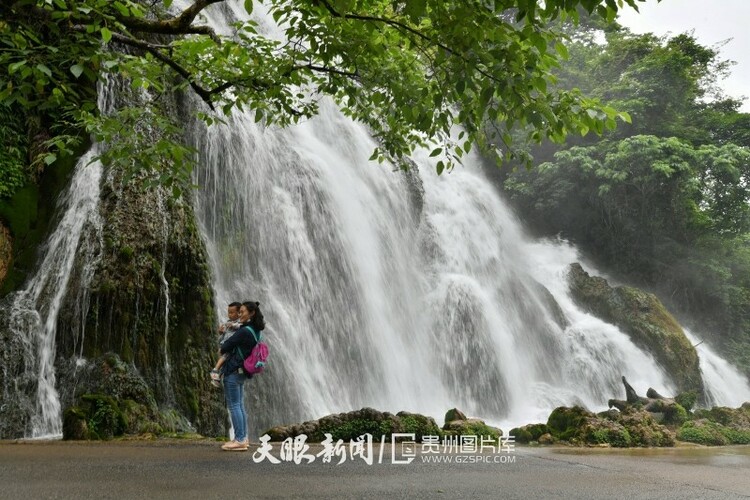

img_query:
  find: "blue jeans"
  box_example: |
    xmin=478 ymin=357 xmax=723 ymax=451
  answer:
xmin=224 ymin=371 xmax=247 ymax=442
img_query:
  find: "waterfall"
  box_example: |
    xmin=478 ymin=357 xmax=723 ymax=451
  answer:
xmin=5 ymin=150 xmax=103 ymax=438
xmin=2 ymin=1 xmax=749 ymax=439
xmin=684 ymin=329 xmax=750 ymax=407
xmin=185 ymin=3 xmax=747 ymax=436
xmin=191 ymin=91 xmax=682 ymax=433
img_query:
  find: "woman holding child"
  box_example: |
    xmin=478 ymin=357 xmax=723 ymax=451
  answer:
xmin=218 ymin=300 xmax=265 ymax=451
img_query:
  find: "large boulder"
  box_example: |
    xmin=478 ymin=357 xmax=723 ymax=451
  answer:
xmin=265 ymin=407 xmax=441 ymax=442
xmin=60 ymin=354 xmax=196 ymax=439
xmin=567 ymin=263 xmax=702 ymax=394
xmin=546 ymin=405 xmax=674 ymax=447
xmin=509 ymin=423 xmax=549 ymax=444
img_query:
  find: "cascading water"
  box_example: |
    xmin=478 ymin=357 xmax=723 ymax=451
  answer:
xmin=684 ymin=329 xmax=750 ymax=407
xmin=4 ymin=150 xmax=103 ymax=438
xmin=189 ymin=1 xmax=750 ymax=436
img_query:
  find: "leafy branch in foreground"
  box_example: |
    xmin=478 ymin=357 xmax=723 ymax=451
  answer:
xmin=0 ymin=0 xmax=644 ymax=194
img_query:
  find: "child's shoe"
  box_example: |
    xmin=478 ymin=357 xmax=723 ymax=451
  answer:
xmin=210 ymin=369 xmax=221 ymax=388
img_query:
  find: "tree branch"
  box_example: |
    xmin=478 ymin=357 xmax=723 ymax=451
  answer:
xmin=70 ymin=25 xmax=218 ymax=109
xmin=114 ymin=0 xmax=224 ymax=43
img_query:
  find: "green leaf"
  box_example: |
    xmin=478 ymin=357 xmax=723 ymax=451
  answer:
xmin=101 ymin=27 xmax=113 ymax=43
xmin=244 ymin=0 xmax=253 ymax=14
xmin=8 ymin=60 xmax=27 ymax=74
xmin=70 ymin=64 xmax=84 ymax=78
xmin=429 ymin=147 xmax=442 ymax=157
xmin=164 ymin=0 xmax=173 ymax=8
xmin=43 ymin=153 xmax=57 ymax=165
xmin=36 ymin=64 xmax=52 ymax=77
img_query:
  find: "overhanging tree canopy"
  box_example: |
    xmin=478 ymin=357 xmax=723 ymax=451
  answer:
xmin=0 ymin=0 xmax=642 ymax=193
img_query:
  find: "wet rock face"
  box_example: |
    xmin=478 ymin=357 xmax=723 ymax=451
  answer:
xmin=567 ymin=263 xmax=703 ymax=394
xmin=53 ymin=176 xmax=225 ymax=437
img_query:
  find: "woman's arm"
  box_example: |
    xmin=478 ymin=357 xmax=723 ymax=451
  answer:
xmin=219 ymin=327 xmax=246 ymax=354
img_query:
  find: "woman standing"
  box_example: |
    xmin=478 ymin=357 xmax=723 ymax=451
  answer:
xmin=218 ymin=301 xmax=265 ymax=451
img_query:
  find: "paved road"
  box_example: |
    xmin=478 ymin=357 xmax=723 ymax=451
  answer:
xmin=1 ymin=440 xmax=749 ymax=499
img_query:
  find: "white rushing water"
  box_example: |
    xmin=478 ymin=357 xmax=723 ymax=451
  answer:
xmin=684 ymin=329 xmax=750 ymax=407
xmin=8 ymin=150 xmax=103 ymax=438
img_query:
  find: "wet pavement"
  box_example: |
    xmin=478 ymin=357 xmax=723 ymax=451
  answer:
xmin=1 ymin=440 xmax=748 ymax=499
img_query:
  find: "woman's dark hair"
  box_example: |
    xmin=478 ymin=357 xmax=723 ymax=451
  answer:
xmin=242 ymin=301 xmax=265 ymax=331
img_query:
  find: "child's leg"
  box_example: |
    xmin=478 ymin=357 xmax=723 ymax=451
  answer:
xmin=213 ymin=355 xmax=225 ymax=371
xmin=210 ymin=354 xmax=227 ymax=387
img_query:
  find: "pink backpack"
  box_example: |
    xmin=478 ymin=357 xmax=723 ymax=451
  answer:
xmin=242 ymin=326 xmax=268 ymax=375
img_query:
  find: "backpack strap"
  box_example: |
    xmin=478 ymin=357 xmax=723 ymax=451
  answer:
xmin=234 ymin=325 xmax=261 ymax=359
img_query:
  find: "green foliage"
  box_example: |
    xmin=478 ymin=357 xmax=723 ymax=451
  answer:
xmin=510 ymin=423 xmax=549 ymax=443
xmin=676 ymin=420 xmax=732 ymax=446
xmin=80 ymin=394 xmax=127 ymax=440
xmin=0 ymin=0 xmax=643 ymax=195
xmin=0 ymin=106 xmax=29 ymax=200
xmin=445 ymin=420 xmax=502 ymax=442
xmin=399 ymin=413 xmax=441 ymax=440
xmin=588 ymin=427 xmax=632 ymax=447
xmin=316 ymin=417 xmax=396 ymax=442
xmin=675 ymin=392 xmax=697 ymax=412
xmin=662 ymin=403 xmax=688 ymax=426
xmin=546 ymin=406 xmax=591 ymax=441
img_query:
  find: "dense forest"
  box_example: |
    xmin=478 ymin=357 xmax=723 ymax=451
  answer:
xmin=499 ymin=20 xmax=750 ymax=374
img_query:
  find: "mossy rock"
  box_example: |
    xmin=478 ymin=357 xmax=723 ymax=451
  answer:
xmin=694 ymin=406 xmax=750 ymax=428
xmin=397 ymin=411 xmax=441 ymax=440
xmin=567 ymin=263 xmax=702 ymax=394
xmin=264 ymin=408 xmax=442 ymax=443
xmin=677 ymin=416 xmax=750 ymax=445
xmin=443 ymin=418 xmax=502 ymax=442
xmin=509 ymin=423 xmax=549 ymax=444
xmin=548 ymin=407 xmax=632 ymax=447
xmin=585 ymin=420 xmax=632 ymax=448
xmin=82 ymin=394 xmax=127 ymax=440
xmin=547 ymin=406 xmax=674 ymax=447
xmin=444 ymin=408 xmax=467 ymax=424
xmin=547 ymin=406 xmax=593 ymax=441
xmin=62 ymin=407 xmax=90 ymax=440
xmin=605 ymin=408 xmax=675 ymax=447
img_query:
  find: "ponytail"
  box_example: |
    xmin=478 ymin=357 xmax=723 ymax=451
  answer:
xmin=243 ymin=300 xmax=266 ymax=331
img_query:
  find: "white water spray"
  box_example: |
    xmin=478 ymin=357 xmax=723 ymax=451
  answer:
xmin=8 ymin=150 xmax=103 ymax=438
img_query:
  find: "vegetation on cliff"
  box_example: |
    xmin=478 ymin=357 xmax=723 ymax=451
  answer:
xmin=567 ymin=263 xmax=702 ymax=393
xmin=500 ymin=25 xmax=750 ymax=374
xmin=0 ymin=0 xmax=643 ymax=197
